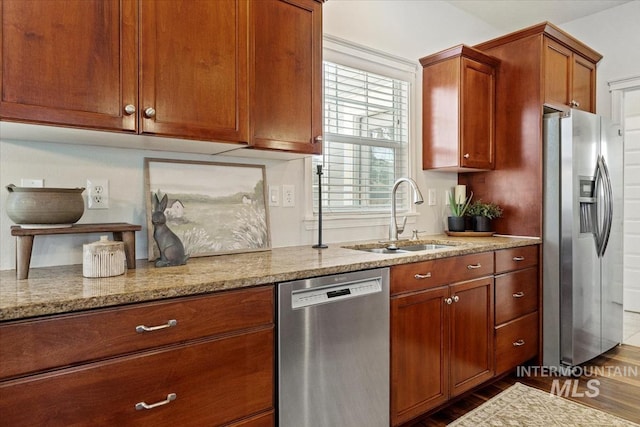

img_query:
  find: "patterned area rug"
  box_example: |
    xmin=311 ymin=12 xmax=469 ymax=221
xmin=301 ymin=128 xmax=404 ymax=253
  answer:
xmin=447 ymin=382 xmax=639 ymax=426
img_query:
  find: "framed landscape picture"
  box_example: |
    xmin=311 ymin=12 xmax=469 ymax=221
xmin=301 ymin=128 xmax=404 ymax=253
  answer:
xmin=144 ymin=158 xmax=271 ymax=261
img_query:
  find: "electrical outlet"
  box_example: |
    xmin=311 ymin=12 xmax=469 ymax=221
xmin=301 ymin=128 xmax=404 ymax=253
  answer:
xmin=282 ymin=185 xmax=295 ymax=207
xmin=87 ymin=178 xmax=110 ymax=209
xmin=428 ymin=188 xmax=437 ymax=206
xmin=20 ymin=178 xmax=44 ymax=188
xmin=268 ymin=185 xmax=280 ymax=206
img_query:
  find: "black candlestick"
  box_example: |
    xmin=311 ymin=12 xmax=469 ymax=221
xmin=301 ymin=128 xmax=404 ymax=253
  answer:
xmin=312 ymin=164 xmax=328 ymax=249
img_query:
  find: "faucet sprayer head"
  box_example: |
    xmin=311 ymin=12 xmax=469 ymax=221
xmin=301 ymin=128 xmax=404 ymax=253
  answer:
xmin=412 ymin=188 xmax=424 ymax=205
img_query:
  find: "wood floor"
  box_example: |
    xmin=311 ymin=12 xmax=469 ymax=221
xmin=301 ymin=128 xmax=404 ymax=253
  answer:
xmin=407 ymin=344 xmax=640 ymax=426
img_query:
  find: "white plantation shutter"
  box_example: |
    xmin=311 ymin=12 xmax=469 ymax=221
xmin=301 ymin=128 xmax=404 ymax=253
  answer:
xmin=313 ymin=61 xmax=410 ymax=213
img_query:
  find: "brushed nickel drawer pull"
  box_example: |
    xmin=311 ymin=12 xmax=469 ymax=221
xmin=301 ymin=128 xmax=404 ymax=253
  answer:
xmin=136 ymin=319 xmax=177 ymax=333
xmin=414 ymin=272 xmax=432 ymax=279
xmin=512 ymin=292 xmax=525 ymax=298
xmin=452 ymin=295 xmax=459 ymax=303
xmin=513 ymin=339 xmax=525 ymax=347
xmin=467 ymin=263 xmax=482 ymax=269
xmin=135 ymin=393 xmax=176 ymax=410
xmin=444 ymin=297 xmax=453 ymax=305
xmin=512 ymin=256 xmax=525 ymax=261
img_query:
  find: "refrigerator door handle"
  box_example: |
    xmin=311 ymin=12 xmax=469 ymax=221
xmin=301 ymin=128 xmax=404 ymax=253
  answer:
xmin=593 ymin=157 xmax=604 ymax=255
xmin=598 ymin=156 xmax=613 ymax=257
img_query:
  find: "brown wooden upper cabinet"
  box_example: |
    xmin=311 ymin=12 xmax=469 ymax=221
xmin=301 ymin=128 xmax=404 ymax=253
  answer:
xmin=0 ymin=0 xmax=323 ymax=154
xmin=0 ymin=0 xmax=138 ymax=132
xmin=250 ymin=0 xmax=323 ymax=154
xmin=420 ymin=45 xmax=499 ymax=172
xmin=543 ymin=38 xmax=597 ymax=112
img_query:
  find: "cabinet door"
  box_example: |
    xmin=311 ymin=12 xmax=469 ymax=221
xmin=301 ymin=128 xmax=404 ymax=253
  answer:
xmin=0 ymin=0 xmax=137 ymax=131
xmin=543 ymin=38 xmax=572 ymax=108
xmin=460 ymin=57 xmax=495 ymax=169
xmin=0 ymin=328 xmax=273 ymax=427
xmin=449 ymin=277 xmax=494 ymax=397
xmin=391 ymin=286 xmax=449 ymax=426
xmin=139 ymin=0 xmax=249 ymax=142
xmin=250 ymin=0 xmax=322 ymax=154
xmin=572 ymin=54 xmax=596 ymax=112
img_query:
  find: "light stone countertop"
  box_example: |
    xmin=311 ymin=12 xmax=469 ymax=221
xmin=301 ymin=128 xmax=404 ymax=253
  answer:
xmin=0 ymin=234 xmax=540 ymax=321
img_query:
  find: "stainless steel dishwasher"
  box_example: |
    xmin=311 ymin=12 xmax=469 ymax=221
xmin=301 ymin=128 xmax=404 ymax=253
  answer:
xmin=277 ymin=268 xmax=389 ymax=427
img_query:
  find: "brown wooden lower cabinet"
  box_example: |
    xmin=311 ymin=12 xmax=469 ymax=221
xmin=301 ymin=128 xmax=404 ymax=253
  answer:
xmin=391 ymin=246 xmax=541 ymax=426
xmin=0 ymin=286 xmax=275 ymax=427
xmin=449 ymin=277 xmax=495 ymax=396
xmin=495 ymin=311 xmax=539 ymax=375
xmin=391 ymin=257 xmax=495 ymax=426
xmin=0 ymin=328 xmax=273 ymax=426
xmin=392 ymin=285 xmax=450 ymax=424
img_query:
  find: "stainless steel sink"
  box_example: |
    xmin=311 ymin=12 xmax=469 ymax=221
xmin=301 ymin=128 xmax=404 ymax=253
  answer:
xmin=349 ymin=243 xmax=454 ymax=254
xmin=398 ymin=244 xmax=452 ymax=251
xmin=358 ymin=247 xmax=410 ymax=254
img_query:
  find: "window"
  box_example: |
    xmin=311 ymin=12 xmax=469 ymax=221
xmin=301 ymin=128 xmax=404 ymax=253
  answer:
xmin=312 ymin=36 xmax=415 ymax=217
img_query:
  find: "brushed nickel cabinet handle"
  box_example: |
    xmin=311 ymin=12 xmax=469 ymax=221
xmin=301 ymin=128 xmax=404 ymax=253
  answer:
xmin=463 ymin=153 xmax=470 ymax=159
xmin=570 ymin=100 xmax=580 ymax=108
xmin=513 ymin=339 xmax=525 ymax=347
xmin=467 ymin=263 xmax=482 ymax=269
xmin=512 ymin=256 xmax=525 ymax=261
xmin=512 ymin=291 xmax=525 ymax=298
xmin=414 ymin=272 xmax=432 ymax=279
xmin=136 ymin=319 xmax=177 ymax=333
xmin=314 ymin=135 xmax=323 ymax=143
xmin=452 ymin=295 xmax=459 ymax=303
xmin=135 ymin=393 xmax=176 ymax=410
xmin=144 ymin=107 xmax=156 ymax=118
xmin=444 ymin=297 xmax=453 ymax=305
xmin=124 ymin=104 xmax=136 ymax=115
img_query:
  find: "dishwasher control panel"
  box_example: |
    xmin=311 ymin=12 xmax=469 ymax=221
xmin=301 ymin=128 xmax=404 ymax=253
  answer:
xmin=291 ymin=277 xmax=382 ymax=309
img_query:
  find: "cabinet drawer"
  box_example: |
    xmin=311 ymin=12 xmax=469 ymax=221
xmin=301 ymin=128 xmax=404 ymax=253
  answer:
xmin=0 ymin=286 xmax=274 ymax=380
xmin=495 ymin=245 xmax=538 ymax=273
xmin=495 ymin=311 xmax=538 ymax=375
xmin=495 ymin=267 xmax=538 ymax=325
xmin=0 ymin=328 xmax=274 ymax=427
xmin=391 ymin=252 xmax=494 ymax=295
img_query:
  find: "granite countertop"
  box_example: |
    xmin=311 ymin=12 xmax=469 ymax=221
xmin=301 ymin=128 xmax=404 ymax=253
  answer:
xmin=0 ymin=234 xmax=540 ymax=321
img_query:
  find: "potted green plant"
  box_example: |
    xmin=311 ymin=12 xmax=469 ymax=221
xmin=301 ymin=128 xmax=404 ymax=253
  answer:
xmin=447 ymin=191 xmax=472 ymax=232
xmin=467 ymin=200 xmax=503 ymax=232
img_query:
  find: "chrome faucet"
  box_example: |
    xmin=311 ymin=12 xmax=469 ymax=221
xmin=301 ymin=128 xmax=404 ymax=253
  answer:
xmin=388 ymin=177 xmax=424 ymax=246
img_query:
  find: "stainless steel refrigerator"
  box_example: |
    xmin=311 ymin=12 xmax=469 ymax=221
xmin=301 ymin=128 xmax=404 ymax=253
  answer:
xmin=543 ymin=109 xmax=624 ymax=368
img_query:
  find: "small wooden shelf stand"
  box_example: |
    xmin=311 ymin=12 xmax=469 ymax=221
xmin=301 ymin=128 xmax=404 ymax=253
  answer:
xmin=11 ymin=223 xmax=142 ymax=279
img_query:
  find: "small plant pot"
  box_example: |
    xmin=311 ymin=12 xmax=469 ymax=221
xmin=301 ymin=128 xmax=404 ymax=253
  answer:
xmin=448 ymin=216 xmax=465 ymax=232
xmin=473 ymin=216 xmax=492 ymax=232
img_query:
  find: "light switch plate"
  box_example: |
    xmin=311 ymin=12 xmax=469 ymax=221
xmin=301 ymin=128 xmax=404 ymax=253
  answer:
xmin=269 ymin=185 xmax=280 ymax=206
xmin=428 ymin=189 xmax=437 ymax=206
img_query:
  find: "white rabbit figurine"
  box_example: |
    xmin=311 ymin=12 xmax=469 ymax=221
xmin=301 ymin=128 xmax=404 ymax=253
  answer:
xmin=152 ymin=193 xmax=188 ymax=267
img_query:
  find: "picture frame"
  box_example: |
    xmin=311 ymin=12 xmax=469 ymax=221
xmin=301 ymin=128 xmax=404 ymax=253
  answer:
xmin=144 ymin=158 xmax=271 ymax=261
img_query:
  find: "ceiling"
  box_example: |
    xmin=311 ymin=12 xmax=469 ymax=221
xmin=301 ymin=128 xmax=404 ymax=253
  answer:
xmin=446 ymin=0 xmax=633 ymax=32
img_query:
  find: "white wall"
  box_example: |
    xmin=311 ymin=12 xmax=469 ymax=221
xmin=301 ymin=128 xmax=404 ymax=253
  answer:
xmin=0 ymin=1 xmax=501 ymax=270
